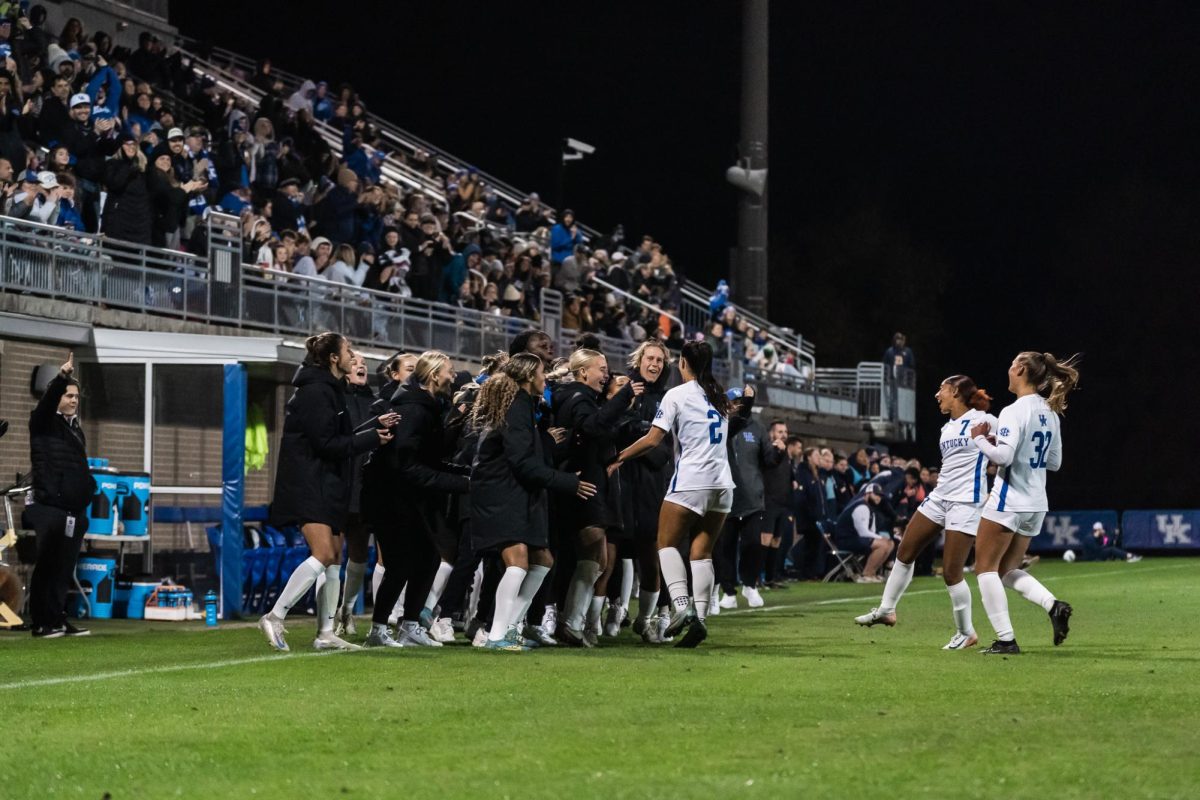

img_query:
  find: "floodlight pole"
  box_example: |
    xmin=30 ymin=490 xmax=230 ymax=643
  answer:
xmin=732 ymin=0 xmax=769 ymax=316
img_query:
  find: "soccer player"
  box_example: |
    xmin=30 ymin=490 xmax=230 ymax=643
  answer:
xmin=608 ymin=341 xmax=739 ymax=648
xmin=969 ymin=352 xmax=1080 ymax=654
xmin=854 ymin=375 xmax=999 ymax=649
xmin=333 ymin=352 xmax=378 ymax=637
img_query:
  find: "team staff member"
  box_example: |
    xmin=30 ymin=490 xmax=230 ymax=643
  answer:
xmin=260 ymin=333 xmax=396 ymax=653
xmin=25 ymin=352 xmax=96 ymax=638
xmin=759 ymin=420 xmax=794 ymax=591
xmin=334 ymin=352 xmax=377 ymax=637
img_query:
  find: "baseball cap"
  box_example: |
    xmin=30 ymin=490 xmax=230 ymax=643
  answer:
xmin=1092 ymin=522 xmax=1104 ymax=531
xmin=167 ymin=127 xmax=184 ymax=140
xmin=726 ymin=388 xmax=743 ymax=400
xmin=37 ymin=171 xmax=59 ymax=189
xmin=310 ymin=236 xmax=332 ymax=250
xmin=20 ymin=169 xmax=39 ymax=183
xmin=69 ymin=93 xmax=91 ymax=108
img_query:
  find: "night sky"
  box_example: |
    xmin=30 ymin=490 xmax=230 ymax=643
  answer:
xmin=172 ymin=3 xmax=1199 ymax=509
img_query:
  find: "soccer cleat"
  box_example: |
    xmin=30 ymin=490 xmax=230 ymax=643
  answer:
xmin=541 ymin=605 xmax=558 ymax=636
xmin=484 ymin=636 xmax=527 ymax=652
xmin=364 ymin=627 xmax=404 ymax=648
xmin=663 ymin=602 xmax=697 ymax=639
xmin=557 ymin=624 xmax=588 ymax=648
xmin=719 ymin=592 xmax=738 ymax=609
xmin=943 ymin=631 xmax=979 ymax=650
xmin=1125 ymin=554 xmax=1143 ymax=563
xmin=397 ymin=621 xmax=443 ymax=647
xmin=1049 ymin=600 xmax=1073 ymax=646
xmin=32 ymin=626 xmax=66 ymax=639
xmin=742 ymin=585 xmax=765 ymax=609
xmin=513 ymin=627 xmax=540 ymax=649
xmin=313 ymin=632 xmax=363 ymax=651
xmin=674 ymin=619 xmax=708 ymax=649
xmin=980 ymin=639 xmax=1021 ymax=655
xmin=429 ymin=617 xmax=456 ymax=644
xmin=583 ymin=627 xmax=600 ymax=648
xmin=471 ymin=627 xmax=489 ymax=648
xmin=465 ymin=617 xmax=485 ymax=643
xmin=656 ymin=608 xmax=675 ymax=643
xmin=334 ymin=607 xmax=357 ymax=638
xmin=418 ymin=607 xmax=436 ymax=631
xmin=603 ymin=603 xmax=626 ymax=637
xmin=524 ymin=624 xmax=558 ymax=646
xmin=63 ymin=620 xmax=91 ymax=637
xmin=259 ymin=614 xmax=289 ymax=652
xmin=854 ymin=608 xmax=896 ymax=627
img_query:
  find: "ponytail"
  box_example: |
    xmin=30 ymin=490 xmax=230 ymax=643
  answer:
xmin=305 ymin=331 xmax=345 ymax=369
xmin=1016 ymin=351 xmax=1081 ymax=414
xmin=681 ymin=341 xmax=730 ymax=417
xmin=942 ymin=374 xmax=992 ymax=412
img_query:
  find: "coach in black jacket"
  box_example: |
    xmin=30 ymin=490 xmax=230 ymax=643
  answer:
xmin=24 ymin=353 xmax=97 ymax=638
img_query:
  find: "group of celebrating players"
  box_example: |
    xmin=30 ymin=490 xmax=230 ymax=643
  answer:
xmin=256 ymin=323 xmax=1080 ymax=655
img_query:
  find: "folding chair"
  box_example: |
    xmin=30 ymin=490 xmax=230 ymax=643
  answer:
xmin=820 ymin=522 xmax=865 ymax=583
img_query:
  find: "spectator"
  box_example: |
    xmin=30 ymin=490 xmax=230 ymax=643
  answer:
xmin=554 ymin=243 xmax=588 ymax=294
xmin=549 ymin=208 xmax=581 ymax=266
xmin=101 ymin=134 xmax=151 ymax=245
xmin=709 ymin=278 xmax=731 ymax=319
xmin=148 ymin=143 xmax=205 ymax=249
xmin=515 ymin=192 xmax=551 ymax=232
xmin=439 ymin=242 xmax=478 ymax=305
xmin=835 ymin=484 xmax=894 ymax=583
xmin=54 ymin=173 xmax=83 ymax=230
xmin=884 ymin=332 xmax=914 ymax=370
xmin=311 ymin=167 xmax=358 ymax=247
xmin=408 ymin=213 xmax=451 ymax=301
xmin=327 ymin=243 xmax=369 ymax=287
xmin=1081 ymin=522 xmax=1142 ymax=563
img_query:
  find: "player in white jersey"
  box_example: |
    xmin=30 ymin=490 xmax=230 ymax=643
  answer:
xmin=609 ymin=341 xmax=738 ymax=648
xmin=969 ymin=351 xmax=1080 ymax=655
xmin=855 ymin=375 xmax=998 ymax=648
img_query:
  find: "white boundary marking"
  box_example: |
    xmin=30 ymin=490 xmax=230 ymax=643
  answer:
xmin=1 ymin=563 xmax=1191 ymax=690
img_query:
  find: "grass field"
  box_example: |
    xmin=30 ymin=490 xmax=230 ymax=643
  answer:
xmin=3 ymin=559 xmax=1198 ymax=799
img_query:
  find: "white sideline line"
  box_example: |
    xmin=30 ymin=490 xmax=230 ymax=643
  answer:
xmin=723 ymin=561 xmax=1195 ymax=616
xmin=1 ymin=650 xmax=353 ymax=691
xmin=1 ymin=563 xmax=1191 ymax=691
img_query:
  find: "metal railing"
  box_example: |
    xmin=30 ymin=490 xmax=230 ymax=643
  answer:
xmin=814 ymin=363 xmax=916 ymax=427
xmin=679 ymin=280 xmax=817 ymax=375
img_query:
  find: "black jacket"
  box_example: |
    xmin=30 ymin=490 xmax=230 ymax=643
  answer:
xmin=793 ymin=464 xmax=827 ymax=531
xmin=271 ymin=365 xmax=378 ymax=530
xmin=147 ymin=169 xmax=188 ymax=247
xmin=102 ymin=155 xmax=152 ymax=245
xmin=471 ymin=388 xmax=579 ymax=550
xmin=728 ymin=417 xmax=786 ymax=518
xmin=762 ymin=443 xmax=794 ymax=509
xmin=617 ymin=366 xmax=675 ymax=537
xmin=344 ymin=382 xmax=378 ymax=515
xmin=29 ymin=374 xmax=95 ymax=514
xmin=552 ymin=380 xmax=634 ymax=531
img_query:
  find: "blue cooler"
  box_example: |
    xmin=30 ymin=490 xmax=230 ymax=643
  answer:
xmin=75 ymin=556 xmax=116 ymax=618
xmin=87 ymin=458 xmax=110 ymax=469
xmin=118 ymin=472 xmax=151 ymax=536
xmin=114 ymin=580 xmax=157 ymax=619
xmin=87 ymin=469 xmax=120 ymax=535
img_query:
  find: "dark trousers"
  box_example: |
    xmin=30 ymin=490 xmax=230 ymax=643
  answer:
xmin=439 ymin=521 xmax=478 ymax=619
xmin=790 ymin=524 xmax=827 ymax=580
xmin=371 ymin=508 xmax=442 ymax=626
xmin=715 ymin=512 xmax=765 ymax=594
xmin=24 ymin=504 xmax=88 ymax=629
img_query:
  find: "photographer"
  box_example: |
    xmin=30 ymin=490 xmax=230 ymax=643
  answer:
xmin=101 ymin=133 xmax=151 ymax=245
xmin=147 ymin=142 xmax=206 ymax=249
xmin=408 ymin=213 xmax=452 ymax=302
xmin=24 ymin=352 xmax=96 ymax=638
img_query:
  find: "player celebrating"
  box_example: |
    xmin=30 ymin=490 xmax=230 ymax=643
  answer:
xmin=854 ymin=375 xmax=998 ymax=649
xmin=970 ymin=351 xmax=1080 ymax=654
xmin=609 ymin=341 xmax=738 ymax=648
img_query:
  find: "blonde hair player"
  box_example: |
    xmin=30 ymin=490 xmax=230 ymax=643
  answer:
xmin=970 ymin=351 xmax=1080 ymax=655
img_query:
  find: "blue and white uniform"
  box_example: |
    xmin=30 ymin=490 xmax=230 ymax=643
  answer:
xmin=918 ymin=408 xmax=999 ymax=535
xmin=652 ymin=381 xmax=735 ymax=516
xmin=976 ymin=394 xmax=1062 ymax=535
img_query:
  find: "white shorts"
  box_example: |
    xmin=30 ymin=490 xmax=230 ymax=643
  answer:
xmin=664 ymin=487 xmax=734 ymax=517
xmin=916 ymin=495 xmax=983 ymax=536
xmin=980 ymin=507 xmax=1046 ymax=537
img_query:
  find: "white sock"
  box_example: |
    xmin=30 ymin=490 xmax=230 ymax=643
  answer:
xmin=370 ymin=621 xmax=388 ymax=636
xmin=946 ymin=580 xmax=974 ymax=636
xmin=586 ymin=595 xmax=604 ymax=630
xmin=488 ymin=566 xmax=526 ymax=642
xmin=1002 ymin=568 xmax=1057 ymax=612
xmin=618 ymin=558 xmax=635 ymax=610
xmin=371 ymin=564 xmax=385 ymax=604
xmin=513 ymin=564 xmax=550 ymax=629
xmin=564 ymin=560 xmax=601 ymax=629
xmin=317 ymin=564 xmax=340 ymax=634
xmin=658 ymin=547 xmax=690 ymax=611
xmin=315 ymin=570 xmax=326 ymax=598
xmin=691 ymin=559 xmax=715 ymax=621
xmin=271 ymin=556 xmax=323 ymax=619
xmin=637 ymin=589 xmax=660 ymax=622
xmin=879 ymin=559 xmax=914 ymax=614
xmin=467 ymin=561 xmax=484 ymax=622
xmin=977 ymin=571 xmax=1014 ymax=641
xmin=423 ymin=560 xmax=453 ymax=614
xmin=340 ymin=559 xmax=366 ymax=614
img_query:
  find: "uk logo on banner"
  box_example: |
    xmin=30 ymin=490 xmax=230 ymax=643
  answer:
xmin=1029 ymin=510 xmax=1118 ymax=553
xmin=1156 ymin=514 xmax=1194 ymax=546
xmin=1121 ymin=510 xmax=1200 ymax=550
xmin=1043 ymin=515 xmax=1082 ymax=547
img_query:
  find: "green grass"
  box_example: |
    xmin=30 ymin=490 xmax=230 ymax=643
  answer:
xmin=3 ymin=559 xmax=1198 ymax=799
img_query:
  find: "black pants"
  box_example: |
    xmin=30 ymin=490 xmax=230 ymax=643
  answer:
xmin=715 ymin=512 xmax=764 ymax=594
xmin=790 ymin=524 xmax=827 ymax=580
xmin=24 ymin=504 xmax=88 ymax=629
xmin=371 ymin=506 xmax=443 ymax=626
xmin=439 ymin=520 xmax=478 ymax=619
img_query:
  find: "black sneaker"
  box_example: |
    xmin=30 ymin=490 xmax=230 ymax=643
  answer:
xmin=663 ymin=603 xmax=697 ymax=639
xmin=980 ymin=639 xmax=1021 ymax=655
xmin=1049 ymin=600 xmax=1073 ymax=646
xmin=556 ymin=624 xmax=587 ymax=648
xmin=63 ymin=621 xmax=91 ymax=637
xmin=32 ymin=626 xmax=66 ymax=639
xmin=674 ymin=619 xmax=708 ymax=649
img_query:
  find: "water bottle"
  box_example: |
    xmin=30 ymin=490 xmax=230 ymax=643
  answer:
xmin=204 ymin=590 xmax=218 ymax=627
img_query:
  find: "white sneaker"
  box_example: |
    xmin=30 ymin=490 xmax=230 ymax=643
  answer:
xmin=656 ymin=608 xmax=674 ymax=643
xmin=429 ymin=617 xmax=456 ymax=644
xmin=471 ymin=627 xmax=489 ymax=647
xmin=943 ymin=631 xmax=979 ymax=650
xmin=742 ymin=585 xmax=765 ymax=608
xmin=259 ymin=614 xmax=289 ymax=652
xmin=334 ymin=606 xmax=356 ymax=638
xmin=1126 ymin=554 xmax=1143 ymax=563
xmin=397 ymin=621 xmax=443 ymax=647
xmin=313 ymin=631 xmax=363 ymax=651
xmin=603 ymin=603 xmax=626 ymax=637
xmin=364 ymin=626 xmax=404 ymax=648
xmin=541 ymin=605 xmax=558 ymax=636
xmin=708 ymin=589 xmax=721 ymax=616
xmin=718 ymin=592 xmax=738 ymax=609
xmin=854 ymin=607 xmax=897 ymax=627
xmin=854 ymin=575 xmax=883 ymax=584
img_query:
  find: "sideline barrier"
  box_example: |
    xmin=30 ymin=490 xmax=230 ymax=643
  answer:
xmin=1029 ymin=510 xmax=1119 ymax=552
xmin=1120 ymin=511 xmax=1198 ymax=550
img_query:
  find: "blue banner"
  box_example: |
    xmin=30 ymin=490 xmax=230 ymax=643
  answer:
xmin=1028 ymin=510 xmax=1119 ymax=552
xmin=1120 ymin=511 xmax=1200 ymax=550
xmin=221 ymin=364 xmax=247 ymax=618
